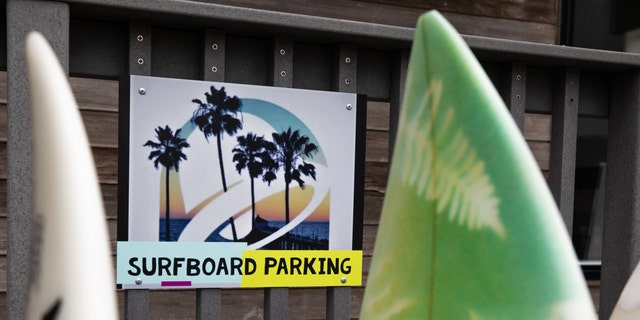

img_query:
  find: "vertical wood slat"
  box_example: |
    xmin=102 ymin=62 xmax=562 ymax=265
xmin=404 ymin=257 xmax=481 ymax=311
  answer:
xmin=263 ymin=36 xmax=294 ymax=320
xmin=549 ymin=68 xmax=579 ymax=235
xmin=600 ymin=70 xmax=640 ymax=319
xmin=196 ymin=287 xmax=221 ymax=320
xmin=501 ymin=62 xmax=527 ymax=132
xmin=389 ymin=50 xmax=410 ymax=160
xmin=125 ymin=21 xmax=152 ymax=320
xmin=196 ymin=28 xmax=226 ymax=320
xmin=6 ymin=1 xmax=70 ymax=319
xmin=271 ymin=37 xmax=293 ymax=88
xmin=327 ymin=43 xmax=357 ymax=320
xmin=204 ymin=29 xmax=225 ymax=82
xmin=265 ymin=287 xmax=288 ymax=320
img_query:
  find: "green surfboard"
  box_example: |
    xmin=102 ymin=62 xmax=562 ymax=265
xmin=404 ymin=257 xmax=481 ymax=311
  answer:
xmin=360 ymin=11 xmax=596 ymax=319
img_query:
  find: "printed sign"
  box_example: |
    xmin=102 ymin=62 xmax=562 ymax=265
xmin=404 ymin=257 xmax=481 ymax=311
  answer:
xmin=117 ymin=242 xmax=362 ymax=288
xmin=117 ymin=75 xmax=365 ymax=289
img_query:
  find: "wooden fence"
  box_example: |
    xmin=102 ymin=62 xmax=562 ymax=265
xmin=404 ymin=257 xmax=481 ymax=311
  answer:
xmin=3 ymin=0 xmax=640 ymax=319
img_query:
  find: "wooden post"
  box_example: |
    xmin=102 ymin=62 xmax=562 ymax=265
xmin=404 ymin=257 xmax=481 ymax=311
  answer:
xmin=124 ymin=21 xmax=152 ymax=320
xmin=600 ymin=69 xmax=640 ymax=319
xmin=549 ymin=68 xmax=580 ymax=235
xmin=6 ymin=1 xmax=70 ymax=319
xmin=195 ymin=28 xmax=226 ymax=320
xmin=501 ymin=62 xmax=527 ymax=132
xmin=263 ymin=36 xmax=294 ymax=320
xmin=389 ymin=50 xmax=410 ymax=159
xmin=326 ymin=43 xmax=357 ymax=320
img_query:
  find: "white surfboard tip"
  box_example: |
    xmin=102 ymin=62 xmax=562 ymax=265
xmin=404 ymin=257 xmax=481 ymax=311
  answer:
xmin=25 ymin=31 xmax=118 ymax=320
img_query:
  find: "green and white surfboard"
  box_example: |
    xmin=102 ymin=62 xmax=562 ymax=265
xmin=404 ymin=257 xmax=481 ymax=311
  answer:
xmin=25 ymin=32 xmax=118 ymax=319
xmin=360 ymin=11 xmax=596 ymax=319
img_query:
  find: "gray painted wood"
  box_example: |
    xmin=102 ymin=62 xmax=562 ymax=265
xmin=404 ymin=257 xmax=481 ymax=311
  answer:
xmin=196 ymin=288 xmax=221 ymax=320
xmin=501 ymin=62 xmax=527 ymax=131
xmin=129 ymin=23 xmax=151 ymax=76
xmin=124 ymin=21 xmax=152 ymax=320
xmin=6 ymin=1 xmax=70 ymax=319
xmin=265 ymin=287 xmax=288 ymax=320
xmin=389 ymin=50 xmax=409 ymax=161
xmin=326 ymin=43 xmax=356 ymax=320
xmin=196 ymin=28 xmax=226 ymax=320
xmin=125 ymin=289 xmax=149 ymax=320
xmin=549 ymin=68 xmax=580 ymax=235
xmin=600 ymin=70 xmax=640 ymax=320
xmin=263 ymin=36 xmax=294 ymax=320
xmin=271 ymin=37 xmax=293 ymax=88
xmin=204 ymin=29 xmax=226 ymax=82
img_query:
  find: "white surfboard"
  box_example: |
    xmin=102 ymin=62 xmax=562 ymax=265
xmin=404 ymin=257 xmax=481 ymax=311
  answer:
xmin=610 ymin=262 xmax=640 ymax=319
xmin=25 ymin=32 xmax=118 ymax=319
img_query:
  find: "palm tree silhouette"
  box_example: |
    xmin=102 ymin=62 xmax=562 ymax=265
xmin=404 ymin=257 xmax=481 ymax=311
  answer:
xmin=143 ymin=125 xmax=190 ymax=241
xmin=232 ymin=133 xmax=277 ymax=230
xmin=191 ymin=86 xmax=243 ymax=192
xmin=271 ymin=127 xmax=318 ymax=226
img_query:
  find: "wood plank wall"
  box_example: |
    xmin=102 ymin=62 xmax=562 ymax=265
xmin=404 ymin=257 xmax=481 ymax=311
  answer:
xmin=190 ymin=0 xmax=559 ymax=44
xmin=0 ymin=69 xmax=563 ymax=318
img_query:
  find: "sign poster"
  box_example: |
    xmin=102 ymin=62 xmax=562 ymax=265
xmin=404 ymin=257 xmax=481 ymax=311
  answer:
xmin=117 ymin=75 xmax=365 ymax=289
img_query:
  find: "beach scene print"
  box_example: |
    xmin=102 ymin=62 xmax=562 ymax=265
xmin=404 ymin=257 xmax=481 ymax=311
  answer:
xmin=128 ymin=76 xmax=359 ymax=251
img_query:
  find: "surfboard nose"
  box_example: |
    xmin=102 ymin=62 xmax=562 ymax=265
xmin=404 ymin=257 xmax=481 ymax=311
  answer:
xmin=25 ymin=31 xmax=118 ymax=320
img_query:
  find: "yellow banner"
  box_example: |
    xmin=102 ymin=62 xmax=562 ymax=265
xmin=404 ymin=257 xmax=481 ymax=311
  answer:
xmin=241 ymin=250 xmax=362 ymax=288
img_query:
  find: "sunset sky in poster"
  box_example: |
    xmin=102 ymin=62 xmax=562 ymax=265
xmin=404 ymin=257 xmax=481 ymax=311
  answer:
xmin=159 ymin=168 xmax=330 ymax=222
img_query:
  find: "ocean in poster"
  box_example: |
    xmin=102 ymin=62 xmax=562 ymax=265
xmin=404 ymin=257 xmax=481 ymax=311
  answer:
xmin=159 ymin=218 xmax=329 ymax=250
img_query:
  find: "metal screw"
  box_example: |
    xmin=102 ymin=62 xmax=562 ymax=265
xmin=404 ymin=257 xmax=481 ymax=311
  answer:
xmin=280 ymin=70 xmax=287 ymax=77
xmin=136 ymin=34 xmax=144 ymax=42
xmin=280 ymin=49 xmax=286 ymax=55
xmin=345 ymin=57 xmax=351 ymax=64
xmin=516 ymin=74 xmax=522 ymax=80
xmin=341 ymin=277 xmax=347 ymax=284
xmin=344 ymin=78 xmax=351 ymax=85
xmin=570 ymin=78 xmax=574 ymax=85
xmin=137 ymin=58 xmax=144 ymax=65
xmin=135 ymin=278 xmax=142 ymax=285
xmin=516 ymin=94 xmax=521 ymax=99
xmin=212 ymin=43 xmax=219 ymax=51
xmin=138 ymin=88 xmax=146 ymax=95
xmin=211 ymin=66 xmax=218 ymax=73
xmin=346 ymin=104 xmax=353 ymax=110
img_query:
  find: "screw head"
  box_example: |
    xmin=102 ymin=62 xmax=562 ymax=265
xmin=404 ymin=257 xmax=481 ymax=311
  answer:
xmin=138 ymin=88 xmax=146 ymax=95
xmin=212 ymin=43 xmax=219 ymax=51
xmin=516 ymin=94 xmax=521 ymax=99
xmin=280 ymin=70 xmax=287 ymax=77
xmin=346 ymin=104 xmax=352 ymax=110
xmin=280 ymin=49 xmax=286 ymax=55
xmin=135 ymin=278 xmax=142 ymax=285
xmin=516 ymin=74 xmax=522 ymax=80
xmin=211 ymin=66 xmax=218 ymax=73
xmin=136 ymin=34 xmax=144 ymax=42
xmin=137 ymin=58 xmax=144 ymax=65
xmin=344 ymin=78 xmax=351 ymax=85
xmin=345 ymin=57 xmax=351 ymax=64
xmin=341 ymin=277 xmax=347 ymax=284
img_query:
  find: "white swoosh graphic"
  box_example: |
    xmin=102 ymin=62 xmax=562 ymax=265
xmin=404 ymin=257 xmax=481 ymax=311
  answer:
xmin=178 ymin=163 xmax=329 ymax=249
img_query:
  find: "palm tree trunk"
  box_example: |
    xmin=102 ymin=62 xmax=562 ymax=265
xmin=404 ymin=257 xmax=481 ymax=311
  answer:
xmin=251 ymin=177 xmax=256 ymax=230
xmin=165 ymin=168 xmax=170 ymax=241
xmin=216 ymin=134 xmax=227 ymax=192
xmin=284 ymin=181 xmax=290 ymax=249
xmin=285 ymin=181 xmax=290 ymax=224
